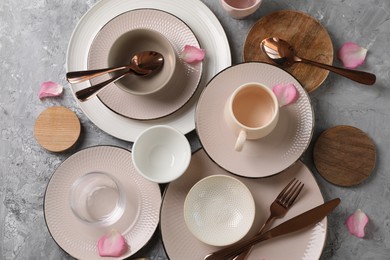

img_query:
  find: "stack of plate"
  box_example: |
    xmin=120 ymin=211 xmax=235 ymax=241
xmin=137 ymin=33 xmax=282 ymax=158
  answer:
xmin=67 ymin=0 xmax=231 ymax=142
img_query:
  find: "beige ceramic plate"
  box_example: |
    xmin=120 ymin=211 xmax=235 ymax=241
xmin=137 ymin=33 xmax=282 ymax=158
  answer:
xmin=88 ymin=9 xmax=202 ymax=120
xmin=161 ymin=149 xmax=326 ymax=259
xmin=44 ymin=146 xmax=161 ymax=259
xmin=196 ymin=62 xmax=314 ymax=178
xmin=243 ymin=10 xmax=334 ymax=93
xmin=67 ymin=0 xmax=231 ymax=141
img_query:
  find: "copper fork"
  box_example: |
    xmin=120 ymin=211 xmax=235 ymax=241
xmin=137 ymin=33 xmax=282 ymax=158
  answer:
xmin=233 ymin=178 xmax=304 ymax=260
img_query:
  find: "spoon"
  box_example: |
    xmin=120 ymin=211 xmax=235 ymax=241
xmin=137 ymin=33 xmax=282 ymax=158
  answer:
xmin=75 ymin=70 xmax=133 ymax=102
xmin=66 ymin=51 xmax=164 ymax=84
xmin=261 ymin=37 xmax=376 ymax=85
xmin=72 ymin=52 xmax=164 ymax=101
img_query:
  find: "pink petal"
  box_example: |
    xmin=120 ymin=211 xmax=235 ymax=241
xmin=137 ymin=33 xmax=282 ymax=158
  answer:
xmin=346 ymin=209 xmax=369 ymax=238
xmin=97 ymin=230 xmax=128 ymax=257
xmin=39 ymin=81 xmax=63 ymax=99
xmin=272 ymin=83 xmax=299 ymax=107
xmin=180 ymin=45 xmax=206 ymax=63
xmin=337 ymin=42 xmax=367 ymax=69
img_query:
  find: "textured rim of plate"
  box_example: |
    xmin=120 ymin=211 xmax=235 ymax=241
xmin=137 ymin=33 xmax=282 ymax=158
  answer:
xmin=66 ymin=0 xmax=231 ymax=141
xmin=43 ymin=145 xmax=162 ymax=259
xmin=195 ymin=62 xmax=314 ymax=178
xmin=88 ymin=8 xmax=202 ymax=120
xmin=160 ymin=149 xmax=327 ymax=259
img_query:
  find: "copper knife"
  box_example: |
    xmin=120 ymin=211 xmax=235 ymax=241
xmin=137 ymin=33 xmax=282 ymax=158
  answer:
xmin=204 ymin=198 xmax=341 ymax=260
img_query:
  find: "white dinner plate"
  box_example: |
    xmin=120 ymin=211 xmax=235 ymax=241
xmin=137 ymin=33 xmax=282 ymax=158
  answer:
xmin=44 ymin=146 xmax=162 ymax=259
xmin=67 ymin=0 xmax=231 ymax=141
xmin=161 ymin=149 xmax=327 ymax=260
xmin=196 ymin=62 xmax=314 ymax=177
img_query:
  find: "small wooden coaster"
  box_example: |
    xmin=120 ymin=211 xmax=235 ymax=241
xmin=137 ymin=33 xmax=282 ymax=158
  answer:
xmin=313 ymin=125 xmax=376 ymax=186
xmin=243 ymin=10 xmax=334 ymax=93
xmin=34 ymin=106 xmax=81 ymax=152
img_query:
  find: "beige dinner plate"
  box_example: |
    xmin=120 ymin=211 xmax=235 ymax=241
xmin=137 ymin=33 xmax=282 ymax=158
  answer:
xmin=161 ymin=149 xmax=327 ymax=259
xmin=44 ymin=146 xmax=162 ymax=259
xmin=195 ymin=62 xmax=314 ymax=178
xmin=88 ymin=9 xmax=202 ymax=120
xmin=243 ymin=10 xmax=334 ymax=93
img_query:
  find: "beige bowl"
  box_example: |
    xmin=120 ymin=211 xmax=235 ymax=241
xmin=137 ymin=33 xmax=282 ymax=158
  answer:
xmin=184 ymin=175 xmax=255 ymax=246
xmin=108 ymin=28 xmax=176 ymax=95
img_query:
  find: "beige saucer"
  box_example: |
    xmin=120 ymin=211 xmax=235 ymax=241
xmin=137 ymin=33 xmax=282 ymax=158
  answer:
xmin=313 ymin=125 xmax=376 ymax=186
xmin=196 ymin=62 xmax=314 ymax=178
xmin=34 ymin=107 xmax=81 ymax=152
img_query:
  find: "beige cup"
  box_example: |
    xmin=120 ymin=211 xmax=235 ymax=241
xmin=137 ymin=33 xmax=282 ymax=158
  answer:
xmin=219 ymin=0 xmax=262 ymax=19
xmin=225 ymin=82 xmax=279 ymax=151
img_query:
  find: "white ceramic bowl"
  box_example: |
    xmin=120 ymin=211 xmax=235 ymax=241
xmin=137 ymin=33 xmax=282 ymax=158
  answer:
xmin=184 ymin=175 xmax=255 ymax=246
xmin=132 ymin=125 xmax=191 ymax=183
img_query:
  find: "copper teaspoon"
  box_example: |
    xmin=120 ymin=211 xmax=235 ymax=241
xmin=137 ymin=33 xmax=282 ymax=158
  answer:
xmin=261 ymin=37 xmax=376 ymax=85
xmin=66 ymin=51 xmax=164 ymax=84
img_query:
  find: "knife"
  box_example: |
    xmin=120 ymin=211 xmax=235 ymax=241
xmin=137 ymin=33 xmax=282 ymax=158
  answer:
xmin=204 ymin=198 xmax=341 ymax=260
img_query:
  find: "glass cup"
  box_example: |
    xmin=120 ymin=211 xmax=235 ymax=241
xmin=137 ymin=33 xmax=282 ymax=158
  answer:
xmin=70 ymin=172 xmax=125 ymax=227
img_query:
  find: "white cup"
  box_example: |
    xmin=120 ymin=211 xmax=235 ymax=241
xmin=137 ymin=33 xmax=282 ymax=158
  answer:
xmin=132 ymin=125 xmax=191 ymax=183
xmin=219 ymin=0 xmax=262 ymax=19
xmin=225 ymin=82 xmax=279 ymax=151
xmin=69 ymin=172 xmax=126 ymax=227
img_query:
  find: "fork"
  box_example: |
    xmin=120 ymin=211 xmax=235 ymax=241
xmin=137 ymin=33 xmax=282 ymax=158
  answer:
xmin=232 ymin=178 xmax=304 ymax=260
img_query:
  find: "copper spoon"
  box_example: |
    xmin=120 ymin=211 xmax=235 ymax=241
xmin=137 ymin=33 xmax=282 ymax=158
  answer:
xmin=72 ymin=51 xmax=164 ymax=101
xmin=75 ymin=70 xmax=133 ymax=102
xmin=261 ymin=37 xmax=376 ymax=85
xmin=66 ymin=51 xmax=164 ymax=84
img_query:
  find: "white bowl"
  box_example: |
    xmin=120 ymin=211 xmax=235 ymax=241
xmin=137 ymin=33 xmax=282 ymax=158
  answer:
xmin=184 ymin=175 xmax=255 ymax=246
xmin=132 ymin=125 xmax=191 ymax=183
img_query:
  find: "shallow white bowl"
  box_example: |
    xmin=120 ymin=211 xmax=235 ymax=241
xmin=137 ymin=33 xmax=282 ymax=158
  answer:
xmin=184 ymin=175 xmax=255 ymax=246
xmin=132 ymin=125 xmax=191 ymax=183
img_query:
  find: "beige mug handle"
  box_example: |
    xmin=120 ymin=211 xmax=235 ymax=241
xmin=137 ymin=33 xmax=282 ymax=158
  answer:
xmin=234 ymin=130 xmax=247 ymax=152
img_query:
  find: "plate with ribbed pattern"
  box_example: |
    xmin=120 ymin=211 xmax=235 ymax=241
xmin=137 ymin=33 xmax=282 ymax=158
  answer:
xmin=44 ymin=146 xmax=161 ymax=259
xmin=88 ymin=9 xmax=202 ymax=120
xmin=66 ymin=0 xmax=231 ymax=141
xmin=161 ymin=149 xmax=326 ymax=259
xmin=195 ymin=62 xmax=314 ymax=178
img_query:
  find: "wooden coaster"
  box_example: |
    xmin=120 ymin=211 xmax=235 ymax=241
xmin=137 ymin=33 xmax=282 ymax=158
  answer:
xmin=313 ymin=125 xmax=376 ymax=186
xmin=34 ymin=107 xmax=81 ymax=152
xmin=243 ymin=10 xmax=334 ymax=93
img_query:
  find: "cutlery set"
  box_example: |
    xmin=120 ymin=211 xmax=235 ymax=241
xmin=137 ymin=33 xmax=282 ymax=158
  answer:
xmin=67 ymin=51 xmax=164 ymax=101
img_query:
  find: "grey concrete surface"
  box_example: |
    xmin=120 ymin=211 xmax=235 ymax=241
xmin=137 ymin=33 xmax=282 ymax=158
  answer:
xmin=1 ymin=0 xmax=390 ymax=259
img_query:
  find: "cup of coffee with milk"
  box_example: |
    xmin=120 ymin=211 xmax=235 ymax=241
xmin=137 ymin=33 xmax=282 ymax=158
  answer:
xmin=224 ymin=82 xmax=279 ymax=151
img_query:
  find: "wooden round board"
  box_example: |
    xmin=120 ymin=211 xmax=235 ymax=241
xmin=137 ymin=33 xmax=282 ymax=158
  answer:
xmin=34 ymin=106 xmax=81 ymax=152
xmin=243 ymin=10 xmax=334 ymax=93
xmin=313 ymin=125 xmax=376 ymax=186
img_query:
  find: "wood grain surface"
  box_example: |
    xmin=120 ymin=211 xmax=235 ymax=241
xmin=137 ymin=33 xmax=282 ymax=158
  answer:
xmin=34 ymin=106 xmax=81 ymax=152
xmin=313 ymin=125 xmax=376 ymax=187
xmin=243 ymin=10 xmax=334 ymax=93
